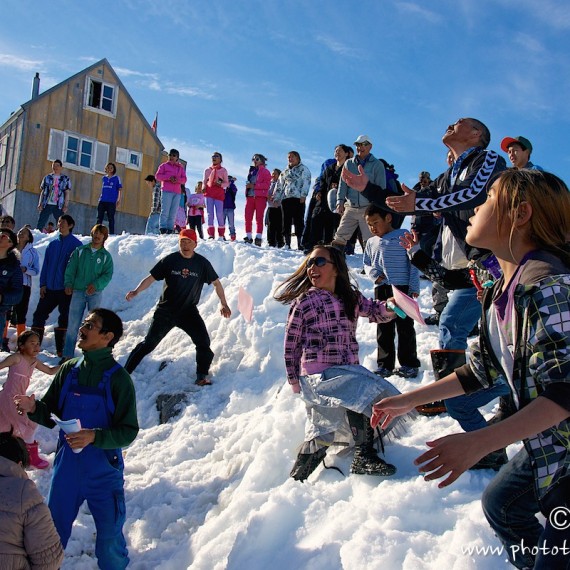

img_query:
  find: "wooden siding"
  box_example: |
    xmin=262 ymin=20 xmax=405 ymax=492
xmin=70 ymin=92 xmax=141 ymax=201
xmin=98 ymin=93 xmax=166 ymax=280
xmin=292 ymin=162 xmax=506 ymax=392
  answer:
xmin=14 ymin=61 xmax=162 ymax=218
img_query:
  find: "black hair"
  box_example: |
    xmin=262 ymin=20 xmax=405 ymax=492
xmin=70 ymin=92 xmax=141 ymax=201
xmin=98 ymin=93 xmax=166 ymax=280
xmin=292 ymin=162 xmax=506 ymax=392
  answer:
xmin=17 ymin=330 xmax=40 ymax=350
xmin=364 ymin=203 xmax=391 ymax=220
xmin=0 ymin=429 xmax=30 ymax=467
xmin=89 ymin=308 xmax=123 ymax=347
xmin=59 ymin=214 xmax=75 ymax=230
xmin=18 ymin=225 xmax=33 ymax=244
xmin=145 ymin=175 xmax=156 ymax=182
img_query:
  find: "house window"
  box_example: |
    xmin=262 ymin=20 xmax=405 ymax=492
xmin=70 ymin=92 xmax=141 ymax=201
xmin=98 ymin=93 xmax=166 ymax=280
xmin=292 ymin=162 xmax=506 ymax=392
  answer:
xmin=85 ymin=77 xmax=118 ymax=116
xmin=48 ymin=129 xmax=109 ymax=174
xmin=65 ymin=135 xmax=94 ymax=170
xmin=0 ymin=134 xmax=7 ymax=168
xmin=116 ymin=146 xmax=142 ymax=171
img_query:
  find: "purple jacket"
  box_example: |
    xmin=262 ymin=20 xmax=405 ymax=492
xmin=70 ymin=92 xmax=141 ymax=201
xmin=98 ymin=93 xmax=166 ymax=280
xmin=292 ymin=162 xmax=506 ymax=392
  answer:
xmin=284 ymin=288 xmax=393 ymax=390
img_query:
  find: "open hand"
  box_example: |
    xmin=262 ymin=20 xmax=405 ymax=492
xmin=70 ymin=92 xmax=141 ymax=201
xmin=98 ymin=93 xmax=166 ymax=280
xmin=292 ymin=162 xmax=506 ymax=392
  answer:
xmin=341 ymin=164 xmax=368 ymax=192
xmin=386 ymin=183 xmax=416 ymax=212
xmin=400 ymin=230 xmax=420 ymax=251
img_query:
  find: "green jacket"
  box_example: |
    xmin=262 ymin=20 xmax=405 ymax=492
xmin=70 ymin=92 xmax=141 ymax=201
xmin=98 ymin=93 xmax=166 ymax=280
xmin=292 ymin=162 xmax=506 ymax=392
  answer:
xmin=29 ymin=347 xmax=139 ymax=449
xmin=64 ymin=243 xmax=113 ymax=292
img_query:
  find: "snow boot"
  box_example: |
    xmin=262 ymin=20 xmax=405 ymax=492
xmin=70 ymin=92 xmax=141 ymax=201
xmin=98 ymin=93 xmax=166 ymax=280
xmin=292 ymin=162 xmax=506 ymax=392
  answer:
xmin=54 ymin=327 xmax=67 ymax=358
xmin=26 ymin=441 xmax=49 ymax=469
xmin=416 ymin=349 xmax=466 ymax=416
xmin=486 ymin=396 xmax=516 ymax=426
xmin=31 ymin=326 xmax=44 ymax=345
xmin=290 ymin=447 xmax=327 ymax=482
xmin=347 ymin=411 xmax=396 ymax=476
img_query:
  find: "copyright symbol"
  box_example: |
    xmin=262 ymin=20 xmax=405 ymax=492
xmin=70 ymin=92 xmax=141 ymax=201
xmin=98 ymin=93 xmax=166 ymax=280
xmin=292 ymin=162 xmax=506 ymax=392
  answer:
xmin=550 ymin=506 xmax=570 ymax=530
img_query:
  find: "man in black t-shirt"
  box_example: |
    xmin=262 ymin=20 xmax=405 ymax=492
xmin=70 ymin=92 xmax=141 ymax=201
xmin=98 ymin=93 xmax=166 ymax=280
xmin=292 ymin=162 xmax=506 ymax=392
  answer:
xmin=124 ymin=229 xmax=231 ymax=385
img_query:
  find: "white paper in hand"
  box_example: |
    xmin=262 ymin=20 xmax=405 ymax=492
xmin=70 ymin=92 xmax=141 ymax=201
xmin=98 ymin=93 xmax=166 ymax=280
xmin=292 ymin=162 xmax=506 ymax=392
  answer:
xmin=50 ymin=413 xmax=84 ymax=453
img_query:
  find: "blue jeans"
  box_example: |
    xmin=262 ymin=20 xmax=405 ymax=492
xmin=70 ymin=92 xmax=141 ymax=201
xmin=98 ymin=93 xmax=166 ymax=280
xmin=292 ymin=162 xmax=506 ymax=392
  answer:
xmin=145 ymin=212 xmax=160 ymax=235
xmin=159 ymin=191 xmax=179 ymax=232
xmin=223 ymin=208 xmax=236 ymax=238
xmin=482 ymin=448 xmax=570 ymax=569
xmin=63 ymin=290 xmax=103 ymax=358
xmin=36 ymin=204 xmax=64 ymax=230
xmin=439 ymin=288 xmax=481 ymax=350
xmin=445 ymin=378 xmax=511 ymax=431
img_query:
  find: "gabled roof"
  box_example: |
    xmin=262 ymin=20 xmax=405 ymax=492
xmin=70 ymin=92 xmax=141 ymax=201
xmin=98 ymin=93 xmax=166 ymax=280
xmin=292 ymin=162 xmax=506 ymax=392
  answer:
xmin=19 ymin=58 xmax=163 ymax=149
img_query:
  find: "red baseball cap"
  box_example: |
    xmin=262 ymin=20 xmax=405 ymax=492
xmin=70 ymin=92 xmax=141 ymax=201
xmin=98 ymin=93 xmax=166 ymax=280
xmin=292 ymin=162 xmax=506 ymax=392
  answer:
xmin=179 ymin=229 xmax=198 ymax=243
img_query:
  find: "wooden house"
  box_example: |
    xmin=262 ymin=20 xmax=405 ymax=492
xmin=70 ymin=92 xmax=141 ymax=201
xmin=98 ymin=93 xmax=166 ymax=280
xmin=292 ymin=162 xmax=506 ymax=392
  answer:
xmin=0 ymin=58 xmax=164 ymax=234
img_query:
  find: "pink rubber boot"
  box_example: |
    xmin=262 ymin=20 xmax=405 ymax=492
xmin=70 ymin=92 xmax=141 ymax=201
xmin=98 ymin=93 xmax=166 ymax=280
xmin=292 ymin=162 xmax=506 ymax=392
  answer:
xmin=26 ymin=441 xmax=49 ymax=469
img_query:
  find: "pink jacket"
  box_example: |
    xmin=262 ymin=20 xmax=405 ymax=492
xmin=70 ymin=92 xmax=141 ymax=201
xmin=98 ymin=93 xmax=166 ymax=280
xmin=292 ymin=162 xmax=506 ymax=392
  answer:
xmin=203 ymin=166 xmax=229 ymax=202
xmin=250 ymin=166 xmax=272 ymax=199
xmin=156 ymin=161 xmax=188 ymax=194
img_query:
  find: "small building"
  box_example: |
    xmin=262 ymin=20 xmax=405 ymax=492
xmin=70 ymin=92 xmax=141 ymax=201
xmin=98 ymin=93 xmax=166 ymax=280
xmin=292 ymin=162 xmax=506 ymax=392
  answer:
xmin=0 ymin=58 xmax=165 ymax=234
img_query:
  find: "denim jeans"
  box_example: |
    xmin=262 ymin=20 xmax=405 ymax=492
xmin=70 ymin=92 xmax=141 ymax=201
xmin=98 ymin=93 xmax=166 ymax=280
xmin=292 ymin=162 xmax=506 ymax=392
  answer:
xmin=159 ymin=191 xmax=180 ymax=232
xmin=63 ymin=290 xmax=103 ymax=358
xmin=439 ymin=287 xmax=481 ymax=350
xmin=482 ymin=448 xmax=570 ymax=569
xmin=36 ymin=205 xmax=64 ymax=230
xmin=445 ymin=377 xmax=511 ymax=431
xmin=223 ymin=208 xmax=236 ymax=238
xmin=145 ymin=212 xmax=160 ymax=235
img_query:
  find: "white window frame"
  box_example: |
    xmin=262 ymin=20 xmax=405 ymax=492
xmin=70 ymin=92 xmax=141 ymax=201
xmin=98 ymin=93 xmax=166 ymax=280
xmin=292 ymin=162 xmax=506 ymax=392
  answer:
xmin=0 ymin=134 xmax=8 ymax=168
xmin=47 ymin=128 xmax=109 ymax=174
xmin=84 ymin=76 xmax=118 ymax=117
xmin=116 ymin=146 xmax=142 ymax=171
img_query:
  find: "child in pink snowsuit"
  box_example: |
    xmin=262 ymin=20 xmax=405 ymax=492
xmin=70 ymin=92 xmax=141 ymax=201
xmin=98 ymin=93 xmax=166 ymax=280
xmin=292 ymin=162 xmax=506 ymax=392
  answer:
xmin=0 ymin=331 xmax=59 ymax=468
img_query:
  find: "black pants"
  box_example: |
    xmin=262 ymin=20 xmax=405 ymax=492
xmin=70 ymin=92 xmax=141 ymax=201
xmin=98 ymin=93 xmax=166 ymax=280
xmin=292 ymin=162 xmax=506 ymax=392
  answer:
xmin=187 ymin=215 xmax=204 ymax=239
xmin=124 ymin=306 xmax=214 ymax=376
xmin=266 ymin=207 xmax=284 ymax=247
xmin=375 ymin=284 xmax=420 ymax=370
xmin=97 ymin=201 xmax=117 ymax=234
xmin=11 ymin=285 xmax=31 ymax=325
xmin=32 ymin=289 xmax=72 ymax=329
xmin=310 ymin=210 xmax=339 ymax=248
xmin=281 ymin=198 xmax=305 ymax=249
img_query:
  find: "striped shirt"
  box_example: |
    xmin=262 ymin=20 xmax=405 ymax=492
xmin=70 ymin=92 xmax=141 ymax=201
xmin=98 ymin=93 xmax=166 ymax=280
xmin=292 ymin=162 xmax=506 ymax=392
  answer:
xmin=363 ymin=229 xmax=419 ymax=293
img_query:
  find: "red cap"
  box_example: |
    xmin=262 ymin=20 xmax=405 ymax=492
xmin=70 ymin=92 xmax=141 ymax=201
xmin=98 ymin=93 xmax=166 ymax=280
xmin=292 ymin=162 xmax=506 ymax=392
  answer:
xmin=179 ymin=229 xmax=198 ymax=243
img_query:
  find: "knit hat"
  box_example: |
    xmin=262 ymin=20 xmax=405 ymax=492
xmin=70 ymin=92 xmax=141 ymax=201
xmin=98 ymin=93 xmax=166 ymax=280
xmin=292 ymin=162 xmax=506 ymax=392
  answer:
xmin=179 ymin=229 xmax=198 ymax=243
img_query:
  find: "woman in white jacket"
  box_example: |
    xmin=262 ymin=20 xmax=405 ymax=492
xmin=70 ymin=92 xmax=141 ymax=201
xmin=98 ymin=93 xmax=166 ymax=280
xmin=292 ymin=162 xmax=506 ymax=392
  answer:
xmin=10 ymin=227 xmax=40 ymax=338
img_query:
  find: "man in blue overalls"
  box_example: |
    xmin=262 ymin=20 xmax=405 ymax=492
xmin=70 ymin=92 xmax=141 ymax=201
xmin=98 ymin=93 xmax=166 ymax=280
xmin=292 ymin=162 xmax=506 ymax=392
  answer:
xmin=16 ymin=308 xmax=139 ymax=569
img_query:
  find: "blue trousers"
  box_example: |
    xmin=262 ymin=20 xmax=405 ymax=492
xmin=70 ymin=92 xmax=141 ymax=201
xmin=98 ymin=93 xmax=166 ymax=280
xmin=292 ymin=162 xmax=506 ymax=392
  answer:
xmin=159 ymin=191 xmax=179 ymax=232
xmin=482 ymin=448 xmax=570 ymax=569
xmin=445 ymin=378 xmax=511 ymax=432
xmin=145 ymin=212 xmax=160 ymax=235
xmin=36 ymin=205 xmax=64 ymax=230
xmin=63 ymin=290 xmax=103 ymax=358
xmin=439 ymin=288 xmax=481 ymax=350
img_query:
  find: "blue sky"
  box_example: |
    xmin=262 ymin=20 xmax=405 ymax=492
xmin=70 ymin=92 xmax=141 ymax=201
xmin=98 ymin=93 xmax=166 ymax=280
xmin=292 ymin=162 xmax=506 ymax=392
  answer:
xmin=2 ymin=0 xmax=570 ymax=189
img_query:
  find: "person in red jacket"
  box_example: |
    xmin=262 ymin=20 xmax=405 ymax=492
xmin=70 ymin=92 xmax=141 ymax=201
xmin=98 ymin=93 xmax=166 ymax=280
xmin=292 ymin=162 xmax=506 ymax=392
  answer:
xmin=203 ymin=152 xmax=229 ymax=240
xmin=244 ymin=154 xmax=272 ymax=246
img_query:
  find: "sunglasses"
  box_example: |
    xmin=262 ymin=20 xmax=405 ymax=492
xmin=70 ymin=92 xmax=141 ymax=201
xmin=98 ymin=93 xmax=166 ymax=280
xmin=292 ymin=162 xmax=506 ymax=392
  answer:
xmin=355 ymin=142 xmax=370 ymax=148
xmin=80 ymin=320 xmax=103 ymax=331
xmin=306 ymin=256 xmax=334 ymax=268
xmin=212 ymin=155 xmax=221 ymax=159
xmin=252 ymin=157 xmax=261 ymax=162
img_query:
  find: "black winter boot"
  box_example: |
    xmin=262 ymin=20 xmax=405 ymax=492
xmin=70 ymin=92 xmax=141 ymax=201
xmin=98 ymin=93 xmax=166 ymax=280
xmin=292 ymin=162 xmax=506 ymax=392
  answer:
xmin=416 ymin=349 xmax=466 ymax=416
xmin=486 ymin=396 xmax=516 ymax=426
xmin=54 ymin=327 xmax=67 ymax=358
xmin=31 ymin=326 xmax=45 ymax=345
xmin=290 ymin=447 xmax=327 ymax=482
xmin=347 ymin=411 xmax=396 ymax=476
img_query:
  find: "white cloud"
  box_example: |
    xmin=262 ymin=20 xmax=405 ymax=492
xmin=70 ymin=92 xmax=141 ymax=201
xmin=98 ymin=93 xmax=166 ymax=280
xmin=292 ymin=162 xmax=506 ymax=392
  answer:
xmin=395 ymin=2 xmax=442 ymax=24
xmin=315 ymin=36 xmax=362 ymax=58
xmin=0 ymin=54 xmax=43 ymax=71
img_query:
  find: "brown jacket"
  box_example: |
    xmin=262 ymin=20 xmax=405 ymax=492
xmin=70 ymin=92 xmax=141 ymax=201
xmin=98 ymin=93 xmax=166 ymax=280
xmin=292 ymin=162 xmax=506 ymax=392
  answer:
xmin=0 ymin=456 xmax=64 ymax=569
